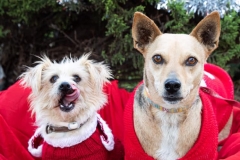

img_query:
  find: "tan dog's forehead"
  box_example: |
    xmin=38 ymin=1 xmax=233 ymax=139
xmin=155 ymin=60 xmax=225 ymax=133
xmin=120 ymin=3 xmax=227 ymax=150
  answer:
xmin=146 ymin=34 xmax=206 ymax=63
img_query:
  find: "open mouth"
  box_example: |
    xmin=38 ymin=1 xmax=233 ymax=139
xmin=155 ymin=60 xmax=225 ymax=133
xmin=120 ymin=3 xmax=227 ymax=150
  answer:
xmin=59 ymin=99 xmax=75 ymax=112
xmin=59 ymin=87 xmax=80 ymax=112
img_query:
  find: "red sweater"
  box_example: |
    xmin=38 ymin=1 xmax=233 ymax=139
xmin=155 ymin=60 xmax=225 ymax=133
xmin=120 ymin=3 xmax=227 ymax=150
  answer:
xmin=41 ymin=126 xmax=124 ymax=160
xmin=27 ymin=115 xmax=124 ymax=160
xmin=123 ymin=64 xmax=238 ymax=160
xmin=0 ymin=65 xmax=240 ymax=160
xmin=124 ymin=87 xmax=218 ymax=160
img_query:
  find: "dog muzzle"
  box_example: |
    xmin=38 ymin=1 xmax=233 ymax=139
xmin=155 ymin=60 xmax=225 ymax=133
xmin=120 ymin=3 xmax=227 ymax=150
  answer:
xmin=59 ymin=84 xmax=80 ymax=112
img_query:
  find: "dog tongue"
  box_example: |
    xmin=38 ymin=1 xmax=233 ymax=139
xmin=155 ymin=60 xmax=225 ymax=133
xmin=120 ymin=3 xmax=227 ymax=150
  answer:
xmin=62 ymin=85 xmax=80 ymax=106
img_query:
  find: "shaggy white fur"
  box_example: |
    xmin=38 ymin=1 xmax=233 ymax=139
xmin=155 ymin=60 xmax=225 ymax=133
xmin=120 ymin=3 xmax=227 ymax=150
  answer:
xmin=20 ymin=54 xmax=114 ymax=157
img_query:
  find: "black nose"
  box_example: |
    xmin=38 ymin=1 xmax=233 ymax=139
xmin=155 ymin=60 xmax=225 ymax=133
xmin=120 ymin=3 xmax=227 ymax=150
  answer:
xmin=164 ymin=79 xmax=181 ymax=94
xmin=59 ymin=82 xmax=72 ymax=94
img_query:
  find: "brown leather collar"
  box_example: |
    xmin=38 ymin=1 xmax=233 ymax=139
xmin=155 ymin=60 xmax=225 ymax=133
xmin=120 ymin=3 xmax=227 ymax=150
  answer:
xmin=46 ymin=119 xmax=89 ymax=134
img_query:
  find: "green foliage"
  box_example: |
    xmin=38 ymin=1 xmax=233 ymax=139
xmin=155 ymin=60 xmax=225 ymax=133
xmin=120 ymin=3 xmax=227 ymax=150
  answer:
xmin=0 ymin=25 xmax=9 ymax=38
xmin=0 ymin=0 xmax=239 ymax=90
xmin=0 ymin=0 xmax=60 ymax=24
xmin=164 ymin=0 xmax=194 ymax=33
xmin=209 ymin=10 xmax=240 ymax=76
xmin=89 ymin=0 xmax=150 ymax=70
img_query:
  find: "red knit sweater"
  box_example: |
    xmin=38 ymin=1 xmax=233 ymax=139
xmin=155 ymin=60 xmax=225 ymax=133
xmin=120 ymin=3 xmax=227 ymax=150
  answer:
xmin=124 ymin=87 xmax=218 ymax=160
xmin=42 ymin=126 xmax=124 ymax=160
xmin=123 ymin=63 xmax=238 ymax=160
xmin=29 ymin=117 xmax=124 ymax=160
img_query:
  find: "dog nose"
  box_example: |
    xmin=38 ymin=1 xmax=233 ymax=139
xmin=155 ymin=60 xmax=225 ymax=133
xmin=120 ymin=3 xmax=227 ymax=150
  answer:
xmin=164 ymin=79 xmax=181 ymax=94
xmin=59 ymin=82 xmax=73 ymax=94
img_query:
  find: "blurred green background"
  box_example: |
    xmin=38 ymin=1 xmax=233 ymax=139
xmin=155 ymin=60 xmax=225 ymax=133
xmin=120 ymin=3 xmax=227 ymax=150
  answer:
xmin=0 ymin=0 xmax=239 ymax=99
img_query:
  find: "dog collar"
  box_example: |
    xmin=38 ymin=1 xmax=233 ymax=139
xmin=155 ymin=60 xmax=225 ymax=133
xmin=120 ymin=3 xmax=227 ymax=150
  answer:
xmin=143 ymin=87 xmax=191 ymax=113
xmin=46 ymin=119 xmax=89 ymax=134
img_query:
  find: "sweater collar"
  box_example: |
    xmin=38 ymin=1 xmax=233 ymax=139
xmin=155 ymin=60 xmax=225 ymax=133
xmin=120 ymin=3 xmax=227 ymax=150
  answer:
xmin=124 ymin=84 xmax=219 ymax=160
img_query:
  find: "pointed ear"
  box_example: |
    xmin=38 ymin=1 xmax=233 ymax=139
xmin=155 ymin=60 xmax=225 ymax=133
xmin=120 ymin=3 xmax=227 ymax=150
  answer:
xmin=132 ymin=12 xmax=162 ymax=55
xmin=20 ymin=56 xmax=52 ymax=93
xmin=190 ymin=11 xmax=221 ymax=55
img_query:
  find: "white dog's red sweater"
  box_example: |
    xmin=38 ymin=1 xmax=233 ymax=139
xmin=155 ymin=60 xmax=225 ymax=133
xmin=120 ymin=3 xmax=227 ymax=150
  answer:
xmin=28 ymin=114 xmax=124 ymax=160
xmin=124 ymin=63 xmax=238 ymax=160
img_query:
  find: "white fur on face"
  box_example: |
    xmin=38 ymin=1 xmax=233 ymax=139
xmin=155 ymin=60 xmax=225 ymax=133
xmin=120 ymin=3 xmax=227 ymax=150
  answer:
xmin=20 ymin=54 xmax=112 ymax=126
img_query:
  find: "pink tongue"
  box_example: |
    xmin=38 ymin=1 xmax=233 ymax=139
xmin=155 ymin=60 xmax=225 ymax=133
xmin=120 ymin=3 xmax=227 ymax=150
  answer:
xmin=62 ymin=85 xmax=80 ymax=106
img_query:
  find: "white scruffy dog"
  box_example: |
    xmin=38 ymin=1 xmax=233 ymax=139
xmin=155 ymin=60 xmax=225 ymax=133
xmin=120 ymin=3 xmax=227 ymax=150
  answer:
xmin=20 ymin=54 xmax=122 ymax=159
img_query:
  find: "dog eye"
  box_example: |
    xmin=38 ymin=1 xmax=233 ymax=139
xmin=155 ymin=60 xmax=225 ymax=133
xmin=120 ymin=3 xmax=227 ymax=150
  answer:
xmin=50 ymin=75 xmax=59 ymax=83
xmin=186 ymin=57 xmax=198 ymax=66
xmin=152 ymin=55 xmax=164 ymax=64
xmin=73 ymin=75 xmax=81 ymax=82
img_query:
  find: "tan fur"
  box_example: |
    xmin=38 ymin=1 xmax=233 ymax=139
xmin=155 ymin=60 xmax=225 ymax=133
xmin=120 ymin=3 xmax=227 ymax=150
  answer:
xmin=134 ymin=97 xmax=202 ymax=157
xmin=219 ymin=113 xmax=233 ymax=142
xmin=131 ymin=11 xmax=229 ymax=160
xmin=134 ymin=99 xmax=162 ymax=156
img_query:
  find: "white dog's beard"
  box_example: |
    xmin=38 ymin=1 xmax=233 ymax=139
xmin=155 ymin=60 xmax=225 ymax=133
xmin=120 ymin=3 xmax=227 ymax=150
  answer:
xmin=59 ymin=83 xmax=80 ymax=112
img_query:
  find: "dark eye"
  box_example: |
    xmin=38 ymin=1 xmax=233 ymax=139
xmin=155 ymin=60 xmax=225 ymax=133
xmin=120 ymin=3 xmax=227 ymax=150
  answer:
xmin=152 ymin=55 xmax=164 ymax=64
xmin=73 ymin=75 xmax=81 ymax=82
xmin=50 ymin=75 xmax=59 ymax=83
xmin=185 ymin=57 xmax=198 ymax=66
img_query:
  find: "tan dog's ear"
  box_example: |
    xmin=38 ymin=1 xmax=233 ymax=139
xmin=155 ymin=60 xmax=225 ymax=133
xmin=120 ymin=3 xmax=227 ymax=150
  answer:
xmin=132 ymin=12 xmax=162 ymax=55
xmin=20 ymin=55 xmax=52 ymax=93
xmin=190 ymin=11 xmax=221 ymax=56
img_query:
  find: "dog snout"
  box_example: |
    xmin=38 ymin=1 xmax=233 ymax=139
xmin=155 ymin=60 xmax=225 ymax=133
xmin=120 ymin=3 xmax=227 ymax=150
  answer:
xmin=164 ymin=79 xmax=181 ymax=94
xmin=59 ymin=82 xmax=73 ymax=94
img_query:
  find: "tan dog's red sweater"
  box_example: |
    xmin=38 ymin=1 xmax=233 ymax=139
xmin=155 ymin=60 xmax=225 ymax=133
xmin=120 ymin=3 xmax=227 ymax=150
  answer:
xmin=124 ymin=63 xmax=239 ymax=160
xmin=124 ymin=87 xmax=218 ymax=160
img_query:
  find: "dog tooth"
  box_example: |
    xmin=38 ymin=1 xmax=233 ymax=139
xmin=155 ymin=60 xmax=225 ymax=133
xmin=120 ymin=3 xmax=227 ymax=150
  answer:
xmin=60 ymin=104 xmax=64 ymax=108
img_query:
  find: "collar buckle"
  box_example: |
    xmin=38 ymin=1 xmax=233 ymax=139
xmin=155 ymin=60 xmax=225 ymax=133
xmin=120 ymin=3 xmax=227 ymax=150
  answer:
xmin=46 ymin=124 xmax=54 ymax=134
xmin=68 ymin=122 xmax=80 ymax=130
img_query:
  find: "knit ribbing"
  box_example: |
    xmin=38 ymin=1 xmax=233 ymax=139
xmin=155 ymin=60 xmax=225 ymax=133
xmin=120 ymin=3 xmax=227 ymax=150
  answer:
xmin=178 ymin=90 xmax=218 ymax=160
xmin=42 ymin=128 xmax=109 ymax=160
xmin=38 ymin=115 xmax=124 ymax=160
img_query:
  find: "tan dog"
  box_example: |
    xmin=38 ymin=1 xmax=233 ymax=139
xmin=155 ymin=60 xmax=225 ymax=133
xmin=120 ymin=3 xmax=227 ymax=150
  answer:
xmin=20 ymin=54 xmax=123 ymax=159
xmin=124 ymin=11 xmax=233 ymax=160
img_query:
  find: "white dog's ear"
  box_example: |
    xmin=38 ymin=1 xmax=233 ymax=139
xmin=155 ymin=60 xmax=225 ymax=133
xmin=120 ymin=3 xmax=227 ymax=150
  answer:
xmin=132 ymin=12 xmax=162 ymax=55
xmin=190 ymin=11 xmax=221 ymax=56
xmin=79 ymin=54 xmax=112 ymax=90
xmin=86 ymin=61 xmax=112 ymax=90
xmin=20 ymin=56 xmax=52 ymax=93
